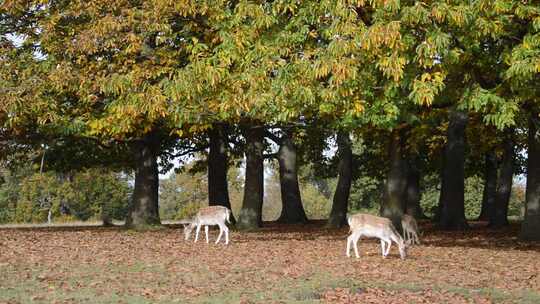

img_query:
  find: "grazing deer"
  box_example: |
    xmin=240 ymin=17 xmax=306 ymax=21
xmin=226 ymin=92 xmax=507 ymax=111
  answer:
xmin=183 ymin=206 xmax=231 ymax=245
xmin=402 ymin=214 xmax=421 ymax=245
xmin=346 ymin=213 xmax=407 ymax=259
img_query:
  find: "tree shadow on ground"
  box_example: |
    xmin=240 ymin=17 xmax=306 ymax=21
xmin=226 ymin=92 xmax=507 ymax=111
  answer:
xmin=419 ymin=221 xmax=540 ymax=252
xmin=2 ymin=219 xmax=539 ymax=252
xmin=221 ymin=220 xmax=540 ymax=252
xmin=0 ymin=224 xmax=122 ymax=232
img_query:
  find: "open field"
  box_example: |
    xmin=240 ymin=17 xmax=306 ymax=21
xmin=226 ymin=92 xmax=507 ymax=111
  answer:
xmin=1 ymin=221 xmax=539 ymax=303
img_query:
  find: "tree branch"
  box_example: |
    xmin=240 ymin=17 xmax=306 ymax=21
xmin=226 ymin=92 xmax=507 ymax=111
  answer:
xmin=430 ymin=101 xmax=455 ymax=109
xmin=264 ymin=130 xmax=282 ymax=145
xmin=263 ymin=153 xmax=278 ymax=159
xmin=166 ymin=144 xmax=209 ymax=158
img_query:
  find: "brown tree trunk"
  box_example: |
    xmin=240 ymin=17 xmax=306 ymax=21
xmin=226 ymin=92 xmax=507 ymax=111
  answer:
xmin=208 ymin=124 xmax=236 ymax=224
xmin=521 ymin=113 xmax=540 ymax=240
xmin=405 ymin=160 xmax=426 ymax=219
xmin=489 ymin=130 xmax=515 ymax=227
xmin=101 ymin=198 xmax=113 ymax=227
xmin=478 ymin=151 xmax=497 ymax=221
xmin=439 ymin=110 xmax=469 ymax=230
xmin=101 ymin=173 xmax=114 ymax=227
xmin=380 ymin=130 xmax=408 ymax=230
xmin=327 ymin=131 xmax=352 ymax=228
xmin=125 ymin=132 xmax=161 ymax=229
xmin=277 ymin=131 xmax=308 ymax=223
xmin=101 ymin=211 xmax=113 ymax=227
xmin=237 ymin=126 xmax=264 ymax=230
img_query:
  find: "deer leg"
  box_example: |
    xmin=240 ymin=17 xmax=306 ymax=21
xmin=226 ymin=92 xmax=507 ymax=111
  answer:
xmin=384 ymin=239 xmax=392 ymax=257
xmin=414 ymin=232 xmax=421 ymax=245
xmin=194 ymin=225 xmax=201 ymax=243
xmin=380 ymin=240 xmax=386 ymax=257
xmin=346 ymin=235 xmax=353 ymax=257
xmin=205 ymin=226 xmax=209 ymax=243
xmin=216 ymin=225 xmax=223 ymax=244
xmin=353 ymin=233 xmax=361 ymax=258
xmin=224 ymin=226 xmax=229 ymax=244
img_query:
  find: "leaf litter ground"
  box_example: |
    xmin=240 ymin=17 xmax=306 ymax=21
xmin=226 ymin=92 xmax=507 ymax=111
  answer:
xmin=0 ymin=221 xmax=539 ymax=303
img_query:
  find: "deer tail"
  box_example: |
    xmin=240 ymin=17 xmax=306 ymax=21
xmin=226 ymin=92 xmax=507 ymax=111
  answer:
xmin=346 ymin=213 xmax=352 ymax=232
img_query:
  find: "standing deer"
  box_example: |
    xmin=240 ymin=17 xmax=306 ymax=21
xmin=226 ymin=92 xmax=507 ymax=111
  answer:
xmin=183 ymin=206 xmax=231 ymax=244
xmin=402 ymin=214 xmax=421 ymax=245
xmin=346 ymin=213 xmax=407 ymax=259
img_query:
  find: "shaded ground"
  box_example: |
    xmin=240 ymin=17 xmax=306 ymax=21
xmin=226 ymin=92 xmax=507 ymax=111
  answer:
xmin=1 ymin=221 xmax=539 ymax=303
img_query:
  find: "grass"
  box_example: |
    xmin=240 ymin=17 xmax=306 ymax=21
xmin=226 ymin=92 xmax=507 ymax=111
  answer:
xmin=2 ymin=259 xmax=538 ymax=303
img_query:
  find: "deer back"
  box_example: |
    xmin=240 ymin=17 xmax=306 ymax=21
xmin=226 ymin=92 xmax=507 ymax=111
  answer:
xmin=348 ymin=213 xmax=396 ymax=238
xmin=195 ymin=206 xmax=229 ymax=225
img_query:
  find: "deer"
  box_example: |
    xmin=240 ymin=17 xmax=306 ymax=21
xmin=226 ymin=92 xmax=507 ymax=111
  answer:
xmin=346 ymin=213 xmax=407 ymax=259
xmin=183 ymin=206 xmax=231 ymax=245
xmin=401 ymin=214 xmax=421 ymax=245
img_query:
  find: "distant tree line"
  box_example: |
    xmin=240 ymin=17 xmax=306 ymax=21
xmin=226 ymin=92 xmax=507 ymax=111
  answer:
xmin=0 ymin=166 xmax=130 ymax=224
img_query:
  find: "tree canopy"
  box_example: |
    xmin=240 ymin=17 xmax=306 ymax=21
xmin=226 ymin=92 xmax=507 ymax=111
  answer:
xmin=1 ymin=0 xmax=539 ymax=236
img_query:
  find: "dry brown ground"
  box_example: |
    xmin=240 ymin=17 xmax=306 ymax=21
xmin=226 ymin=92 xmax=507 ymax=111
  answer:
xmin=0 ymin=221 xmax=539 ymax=303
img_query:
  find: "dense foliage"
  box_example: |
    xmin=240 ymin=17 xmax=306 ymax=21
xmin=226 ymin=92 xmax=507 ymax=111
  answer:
xmin=0 ymin=166 xmax=130 ymax=223
xmin=1 ymin=0 xmax=539 ymax=237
